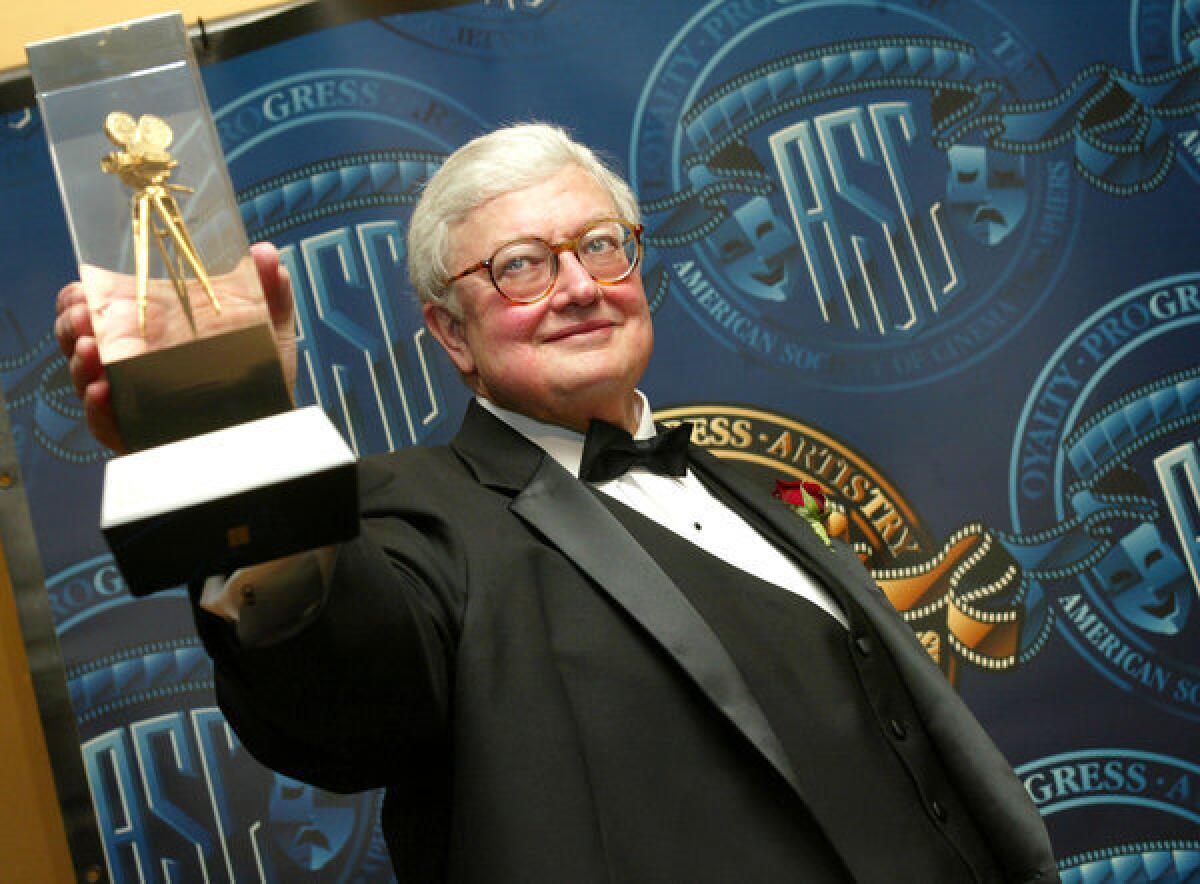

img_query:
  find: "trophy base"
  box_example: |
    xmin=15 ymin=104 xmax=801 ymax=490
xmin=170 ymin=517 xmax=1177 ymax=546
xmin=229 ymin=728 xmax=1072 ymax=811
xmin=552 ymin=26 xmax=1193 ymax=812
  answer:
xmin=106 ymin=323 xmax=293 ymax=452
xmin=101 ymin=406 xmax=358 ymax=596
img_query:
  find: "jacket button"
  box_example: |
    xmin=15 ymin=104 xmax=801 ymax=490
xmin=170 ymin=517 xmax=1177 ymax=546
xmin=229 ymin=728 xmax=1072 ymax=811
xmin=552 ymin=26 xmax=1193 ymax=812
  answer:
xmin=888 ymin=718 xmax=907 ymax=740
xmin=853 ymin=635 xmax=872 ymax=656
xmin=930 ymin=800 xmax=947 ymax=822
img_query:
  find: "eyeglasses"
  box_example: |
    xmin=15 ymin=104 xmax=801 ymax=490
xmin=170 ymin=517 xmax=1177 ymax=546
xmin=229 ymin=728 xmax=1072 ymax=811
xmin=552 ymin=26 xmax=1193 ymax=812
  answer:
xmin=446 ymin=218 xmax=644 ymax=304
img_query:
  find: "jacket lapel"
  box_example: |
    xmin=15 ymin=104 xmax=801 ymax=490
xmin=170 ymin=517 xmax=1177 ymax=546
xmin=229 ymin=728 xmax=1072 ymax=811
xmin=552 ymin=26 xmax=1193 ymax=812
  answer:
xmin=686 ymin=448 xmax=865 ymax=595
xmin=689 ymin=449 xmax=1057 ymax=878
xmin=453 ymin=408 xmax=1052 ymax=877
xmin=450 ymin=403 xmax=806 ymax=801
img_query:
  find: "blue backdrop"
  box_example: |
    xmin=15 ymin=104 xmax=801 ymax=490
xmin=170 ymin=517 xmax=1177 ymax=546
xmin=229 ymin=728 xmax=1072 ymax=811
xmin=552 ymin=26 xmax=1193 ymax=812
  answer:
xmin=1 ymin=1 xmax=1198 ymax=880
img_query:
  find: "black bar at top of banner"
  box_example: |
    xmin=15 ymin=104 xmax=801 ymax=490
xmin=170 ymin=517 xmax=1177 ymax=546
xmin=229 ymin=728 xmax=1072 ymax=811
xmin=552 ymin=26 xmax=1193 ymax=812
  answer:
xmin=0 ymin=0 xmax=475 ymax=114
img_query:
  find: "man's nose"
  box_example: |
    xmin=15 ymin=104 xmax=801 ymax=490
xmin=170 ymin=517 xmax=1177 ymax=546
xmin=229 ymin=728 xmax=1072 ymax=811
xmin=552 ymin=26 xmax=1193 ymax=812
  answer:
xmin=549 ymin=250 xmax=600 ymax=308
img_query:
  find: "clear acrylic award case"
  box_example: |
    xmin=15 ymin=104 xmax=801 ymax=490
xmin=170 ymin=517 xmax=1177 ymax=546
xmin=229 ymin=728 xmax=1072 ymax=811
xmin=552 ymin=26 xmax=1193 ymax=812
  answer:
xmin=28 ymin=13 xmax=291 ymax=451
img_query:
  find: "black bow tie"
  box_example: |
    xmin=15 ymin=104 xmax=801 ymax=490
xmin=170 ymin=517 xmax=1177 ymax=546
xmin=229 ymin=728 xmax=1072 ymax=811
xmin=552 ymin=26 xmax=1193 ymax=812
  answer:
xmin=578 ymin=420 xmax=691 ymax=483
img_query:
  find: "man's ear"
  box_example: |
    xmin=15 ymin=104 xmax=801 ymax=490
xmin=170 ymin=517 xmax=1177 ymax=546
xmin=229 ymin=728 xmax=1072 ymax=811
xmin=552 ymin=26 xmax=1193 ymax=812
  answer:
xmin=423 ymin=302 xmax=476 ymax=378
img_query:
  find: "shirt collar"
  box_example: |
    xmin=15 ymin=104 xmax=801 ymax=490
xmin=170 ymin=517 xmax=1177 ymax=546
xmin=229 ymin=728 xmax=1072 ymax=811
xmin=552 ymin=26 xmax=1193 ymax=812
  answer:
xmin=476 ymin=391 xmax=657 ymax=479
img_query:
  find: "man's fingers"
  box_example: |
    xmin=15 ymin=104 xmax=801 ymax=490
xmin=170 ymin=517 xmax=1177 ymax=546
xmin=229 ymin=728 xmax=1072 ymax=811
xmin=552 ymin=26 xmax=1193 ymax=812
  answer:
xmin=54 ymin=284 xmax=91 ymax=349
xmin=68 ymin=336 xmax=103 ymax=399
xmin=251 ymin=242 xmax=295 ymax=332
xmin=54 ymin=311 xmax=70 ymax=358
xmin=83 ymin=378 xmax=125 ymax=455
xmin=54 ymin=288 xmax=80 ymax=356
xmin=54 ymin=281 xmax=124 ymax=453
xmin=55 ymin=297 xmax=95 ymax=361
xmin=55 ymin=281 xmax=86 ymax=316
xmin=271 ymin=262 xmax=295 ymax=332
xmin=250 ymin=241 xmax=298 ymax=400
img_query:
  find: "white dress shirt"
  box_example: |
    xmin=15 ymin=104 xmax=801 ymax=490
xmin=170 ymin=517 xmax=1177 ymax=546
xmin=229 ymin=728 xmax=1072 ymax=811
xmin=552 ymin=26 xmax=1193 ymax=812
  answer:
xmin=203 ymin=393 xmax=846 ymax=644
xmin=479 ymin=393 xmax=847 ymax=628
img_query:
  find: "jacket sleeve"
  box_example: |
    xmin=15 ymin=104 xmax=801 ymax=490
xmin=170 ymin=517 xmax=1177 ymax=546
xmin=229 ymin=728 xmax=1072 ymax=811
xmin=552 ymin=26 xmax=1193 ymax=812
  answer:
xmin=191 ymin=452 xmax=467 ymax=793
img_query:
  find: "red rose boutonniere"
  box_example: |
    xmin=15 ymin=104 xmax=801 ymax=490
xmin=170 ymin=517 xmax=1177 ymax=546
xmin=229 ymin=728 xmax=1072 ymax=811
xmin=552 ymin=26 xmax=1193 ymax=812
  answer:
xmin=773 ymin=479 xmax=833 ymax=547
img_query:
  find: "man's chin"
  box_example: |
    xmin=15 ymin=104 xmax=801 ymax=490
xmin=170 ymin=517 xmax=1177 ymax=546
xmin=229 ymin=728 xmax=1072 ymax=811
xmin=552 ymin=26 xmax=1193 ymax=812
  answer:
xmin=554 ymin=356 xmax=640 ymax=392
xmin=559 ymin=373 xmax=642 ymax=412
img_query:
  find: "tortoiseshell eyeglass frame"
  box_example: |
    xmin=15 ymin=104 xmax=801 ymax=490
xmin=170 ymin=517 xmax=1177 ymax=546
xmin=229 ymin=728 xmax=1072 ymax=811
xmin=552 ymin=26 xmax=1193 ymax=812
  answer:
xmin=444 ymin=218 xmax=645 ymax=305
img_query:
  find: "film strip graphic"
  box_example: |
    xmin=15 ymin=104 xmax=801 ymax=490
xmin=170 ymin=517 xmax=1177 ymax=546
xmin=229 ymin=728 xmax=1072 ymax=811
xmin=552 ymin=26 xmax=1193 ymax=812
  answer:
xmin=238 ymin=149 xmax=445 ymax=241
xmin=0 ymin=324 xmax=109 ymax=464
xmin=641 ymin=28 xmax=1200 ymax=264
xmin=862 ymin=368 xmax=1200 ymax=671
xmin=868 ymin=524 xmax=1021 ymax=672
xmin=1058 ymin=840 xmax=1200 ymax=882
xmin=637 ymin=36 xmax=982 ymax=312
xmin=934 ymin=34 xmax=1200 ymax=196
xmin=67 ymin=637 xmax=212 ymax=726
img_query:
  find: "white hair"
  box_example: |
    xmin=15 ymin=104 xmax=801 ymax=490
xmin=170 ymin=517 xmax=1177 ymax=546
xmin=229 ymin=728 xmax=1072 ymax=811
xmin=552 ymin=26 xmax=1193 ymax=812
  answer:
xmin=406 ymin=123 xmax=640 ymax=314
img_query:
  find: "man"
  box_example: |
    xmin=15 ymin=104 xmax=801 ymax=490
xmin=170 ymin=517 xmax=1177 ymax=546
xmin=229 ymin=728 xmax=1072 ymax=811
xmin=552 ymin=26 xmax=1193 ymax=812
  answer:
xmin=57 ymin=124 xmax=1057 ymax=883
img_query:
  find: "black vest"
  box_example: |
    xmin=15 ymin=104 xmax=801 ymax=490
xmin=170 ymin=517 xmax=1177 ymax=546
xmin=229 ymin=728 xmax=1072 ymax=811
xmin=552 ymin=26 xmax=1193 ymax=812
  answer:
xmin=592 ymin=486 xmax=1004 ymax=883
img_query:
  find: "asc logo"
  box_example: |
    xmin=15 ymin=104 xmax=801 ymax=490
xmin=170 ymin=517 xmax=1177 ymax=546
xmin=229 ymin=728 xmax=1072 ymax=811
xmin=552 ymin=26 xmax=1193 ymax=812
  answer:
xmin=219 ymin=69 xmax=490 ymax=456
xmin=49 ymin=559 xmax=391 ymax=882
xmin=1010 ymin=273 xmax=1200 ymax=720
xmin=630 ymin=0 xmax=1080 ymax=390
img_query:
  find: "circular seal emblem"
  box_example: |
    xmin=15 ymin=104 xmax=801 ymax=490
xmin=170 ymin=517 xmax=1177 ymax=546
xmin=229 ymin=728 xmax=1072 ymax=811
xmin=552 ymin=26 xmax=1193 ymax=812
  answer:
xmin=630 ymin=0 xmax=1081 ymax=391
xmin=217 ymin=69 xmax=489 ymax=454
xmin=1010 ymin=273 xmax=1200 ymax=721
xmin=47 ymin=559 xmax=391 ymax=881
xmin=652 ymin=403 xmax=969 ymax=678
xmin=1016 ymin=749 xmax=1200 ymax=873
xmin=1131 ymin=0 xmax=1200 ymax=186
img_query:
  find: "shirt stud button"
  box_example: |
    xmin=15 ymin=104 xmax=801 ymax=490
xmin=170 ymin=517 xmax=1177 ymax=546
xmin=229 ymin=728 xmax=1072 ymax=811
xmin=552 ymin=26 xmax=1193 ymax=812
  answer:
xmin=693 ymin=522 xmax=702 ymax=530
xmin=889 ymin=718 xmax=907 ymax=740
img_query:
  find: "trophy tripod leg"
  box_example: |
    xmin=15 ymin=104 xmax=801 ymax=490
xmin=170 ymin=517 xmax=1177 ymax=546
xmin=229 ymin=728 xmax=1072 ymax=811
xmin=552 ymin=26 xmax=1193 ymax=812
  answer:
xmin=132 ymin=192 xmax=152 ymax=336
xmin=151 ymin=222 xmax=197 ymax=334
xmin=151 ymin=193 xmax=221 ymax=314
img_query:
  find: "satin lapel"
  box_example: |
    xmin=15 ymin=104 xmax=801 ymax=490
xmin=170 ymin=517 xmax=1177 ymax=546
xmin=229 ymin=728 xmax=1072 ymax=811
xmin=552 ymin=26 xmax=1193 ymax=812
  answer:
xmin=689 ymin=449 xmax=1055 ymax=875
xmin=449 ymin=401 xmax=548 ymax=493
xmin=686 ymin=449 xmax=870 ymax=600
xmin=689 ymin=448 xmax=1006 ymax=748
xmin=509 ymin=456 xmax=806 ymax=802
xmin=841 ymin=574 xmax=1056 ymax=873
xmin=839 ymin=570 xmax=1056 ymax=875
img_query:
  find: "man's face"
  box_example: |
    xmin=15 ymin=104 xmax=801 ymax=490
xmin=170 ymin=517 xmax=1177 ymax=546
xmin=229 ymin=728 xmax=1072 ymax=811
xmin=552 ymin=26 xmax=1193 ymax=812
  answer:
xmin=425 ymin=165 xmax=653 ymax=431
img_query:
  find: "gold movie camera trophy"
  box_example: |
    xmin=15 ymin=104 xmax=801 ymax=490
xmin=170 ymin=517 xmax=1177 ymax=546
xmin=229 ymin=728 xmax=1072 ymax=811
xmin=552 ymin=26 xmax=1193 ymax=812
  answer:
xmin=100 ymin=111 xmax=220 ymax=336
xmin=28 ymin=14 xmax=357 ymax=595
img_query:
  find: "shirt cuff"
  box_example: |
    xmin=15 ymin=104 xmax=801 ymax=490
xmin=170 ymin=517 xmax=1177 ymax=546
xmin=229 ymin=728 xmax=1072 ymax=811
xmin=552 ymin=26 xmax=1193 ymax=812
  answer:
xmin=198 ymin=547 xmax=334 ymax=647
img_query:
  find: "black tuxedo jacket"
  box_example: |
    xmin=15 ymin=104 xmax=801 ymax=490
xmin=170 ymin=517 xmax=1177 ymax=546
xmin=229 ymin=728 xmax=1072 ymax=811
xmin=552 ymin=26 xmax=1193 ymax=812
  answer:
xmin=196 ymin=402 xmax=1058 ymax=883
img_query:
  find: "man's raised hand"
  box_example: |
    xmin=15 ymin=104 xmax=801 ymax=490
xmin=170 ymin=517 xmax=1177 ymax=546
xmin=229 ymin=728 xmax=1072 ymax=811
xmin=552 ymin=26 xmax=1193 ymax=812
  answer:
xmin=53 ymin=241 xmax=297 ymax=455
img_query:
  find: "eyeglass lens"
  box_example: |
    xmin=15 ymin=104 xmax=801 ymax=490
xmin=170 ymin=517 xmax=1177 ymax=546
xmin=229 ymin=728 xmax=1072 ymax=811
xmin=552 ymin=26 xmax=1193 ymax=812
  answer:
xmin=491 ymin=220 xmax=638 ymax=302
